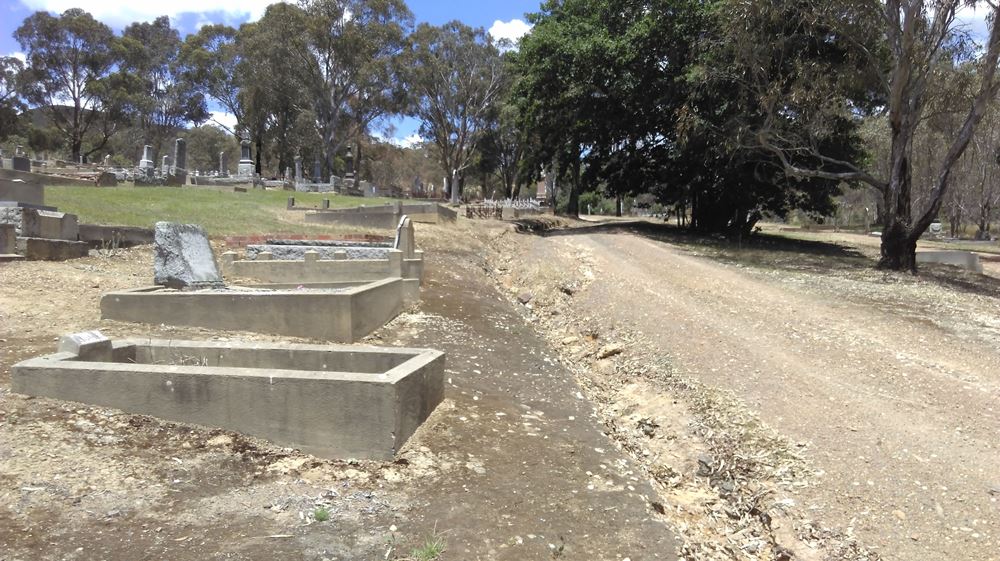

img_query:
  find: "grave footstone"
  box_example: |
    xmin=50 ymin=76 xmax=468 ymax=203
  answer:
xmin=58 ymin=330 xmax=112 ymax=361
xmin=153 ymin=222 xmax=224 ymax=290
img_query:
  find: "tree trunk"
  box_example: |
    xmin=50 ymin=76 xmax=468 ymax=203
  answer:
xmin=877 ymin=221 xmax=918 ymax=271
xmin=566 ymin=157 xmax=580 ymax=217
xmin=255 ymin=135 xmax=264 ymax=176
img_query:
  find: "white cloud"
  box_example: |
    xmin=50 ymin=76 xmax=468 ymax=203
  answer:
xmin=18 ymin=0 xmax=277 ymax=27
xmin=207 ymin=111 xmax=237 ymax=132
xmin=394 ymin=133 xmax=423 ymax=149
xmin=955 ymin=4 xmax=990 ymax=41
xmin=372 ymin=130 xmax=423 ymax=149
xmin=7 ymin=52 xmax=26 ymax=63
xmin=489 ymin=19 xmax=532 ymax=46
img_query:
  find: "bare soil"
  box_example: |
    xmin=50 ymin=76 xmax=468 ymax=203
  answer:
xmin=487 ymin=218 xmax=1000 ymax=561
xmin=0 ymin=228 xmax=678 ymax=561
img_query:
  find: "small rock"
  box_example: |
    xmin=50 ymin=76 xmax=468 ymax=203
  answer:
xmin=561 ymin=336 xmax=580 ymax=345
xmin=892 ymin=509 xmax=906 ymax=521
xmin=596 ymin=344 xmax=623 ymax=359
xmin=206 ymin=434 xmax=233 ymax=447
xmin=517 ymin=291 xmax=534 ymax=304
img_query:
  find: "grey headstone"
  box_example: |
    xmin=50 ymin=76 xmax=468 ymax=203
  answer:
xmin=153 ymin=222 xmax=224 ymax=290
xmin=12 ymin=156 xmax=30 ymax=172
xmin=174 ymin=138 xmax=187 ymax=171
xmin=58 ymin=330 xmax=112 ymax=361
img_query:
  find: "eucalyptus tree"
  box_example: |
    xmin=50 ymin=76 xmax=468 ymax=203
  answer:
xmin=407 ymin=21 xmax=505 ymax=203
xmin=180 ymin=24 xmax=244 ymax=135
xmin=14 ymin=8 xmax=124 ymax=162
xmin=749 ymin=0 xmax=1000 ymax=270
xmin=293 ymin=0 xmax=412 ymax=181
xmin=0 ymin=56 xmax=24 ymax=140
xmin=117 ymin=16 xmax=208 ymax=157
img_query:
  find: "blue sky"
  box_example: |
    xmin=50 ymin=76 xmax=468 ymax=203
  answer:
xmin=1 ymin=0 xmax=541 ymax=143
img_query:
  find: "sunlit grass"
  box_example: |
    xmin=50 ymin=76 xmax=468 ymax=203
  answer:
xmin=46 ymin=185 xmax=398 ymax=236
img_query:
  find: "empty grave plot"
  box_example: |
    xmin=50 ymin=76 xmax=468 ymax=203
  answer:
xmin=101 ymin=278 xmax=403 ymax=342
xmin=12 ymin=337 xmax=445 ymax=460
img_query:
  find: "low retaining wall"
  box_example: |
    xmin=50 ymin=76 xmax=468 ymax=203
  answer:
xmin=916 ymin=250 xmax=983 ymax=273
xmin=304 ymin=201 xmax=456 ymax=228
xmin=78 ymin=224 xmax=155 ymax=248
xmin=0 ymin=168 xmax=95 ymax=188
xmin=101 ymin=278 xmax=403 ymax=342
xmin=12 ymin=337 xmax=445 ymax=460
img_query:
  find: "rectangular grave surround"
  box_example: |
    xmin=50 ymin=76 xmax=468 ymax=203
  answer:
xmin=100 ymin=278 xmax=403 ymax=342
xmin=12 ymin=339 xmax=445 ymax=460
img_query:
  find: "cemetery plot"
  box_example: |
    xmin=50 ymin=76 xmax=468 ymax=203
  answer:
xmin=12 ymin=335 xmax=445 ymax=460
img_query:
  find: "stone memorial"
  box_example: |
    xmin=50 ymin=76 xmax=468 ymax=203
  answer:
xmin=237 ymin=140 xmax=253 ymax=177
xmin=153 ymin=222 xmax=224 ymax=290
xmin=219 ymin=151 xmax=228 ymax=177
xmin=139 ymin=145 xmax=154 ymax=171
xmin=295 ymin=155 xmax=303 ymax=185
xmin=313 ymin=157 xmax=322 ymax=183
xmin=12 ymin=145 xmax=30 ymax=172
xmin=161 ymin=155 xmax=172 ymax=175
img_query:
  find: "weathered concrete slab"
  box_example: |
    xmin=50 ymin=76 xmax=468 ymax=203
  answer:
xmin=153 ymin=222 xmax=224 ymax=289
xmin=916 ymin=250 xmax=983 ymax=273
xmin=20 ymin=237 xmax=89 ymax=260
xmin=12 ymin=337 xmax=445 ymax=460
xmin=101 ymin=278 xmax=404 ymax=342
xmin=0 ymin=223 xmax=14 ymax=255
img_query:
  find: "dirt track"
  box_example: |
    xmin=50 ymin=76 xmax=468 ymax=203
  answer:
xmin=499 ymin=223 xmax=1000 ymax=561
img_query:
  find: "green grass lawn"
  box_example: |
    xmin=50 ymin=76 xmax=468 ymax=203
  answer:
xmin=46 ymin=185 xmax=397 ymax=236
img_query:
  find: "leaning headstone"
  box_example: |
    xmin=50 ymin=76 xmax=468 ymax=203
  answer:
xmin=58 ymin=330 xmax=112 ymax=361
xmin=153 ymin=222 xmax=224 ymax=290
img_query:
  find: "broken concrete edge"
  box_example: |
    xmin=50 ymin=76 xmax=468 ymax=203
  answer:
xmin=12 ymin=338 xmax=446 ymax=460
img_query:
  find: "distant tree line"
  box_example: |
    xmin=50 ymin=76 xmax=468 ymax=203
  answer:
xmin=4 ymin=0 xmax=1000 ymax=270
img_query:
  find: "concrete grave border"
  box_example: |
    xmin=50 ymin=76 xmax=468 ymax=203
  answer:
xmin=220 ymin=216 xmax=424 ymax=303
xmin=100 ymin=278 xmax=404 ymax=342
xmin=13 ymin=337 xmax=445 ymax=460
